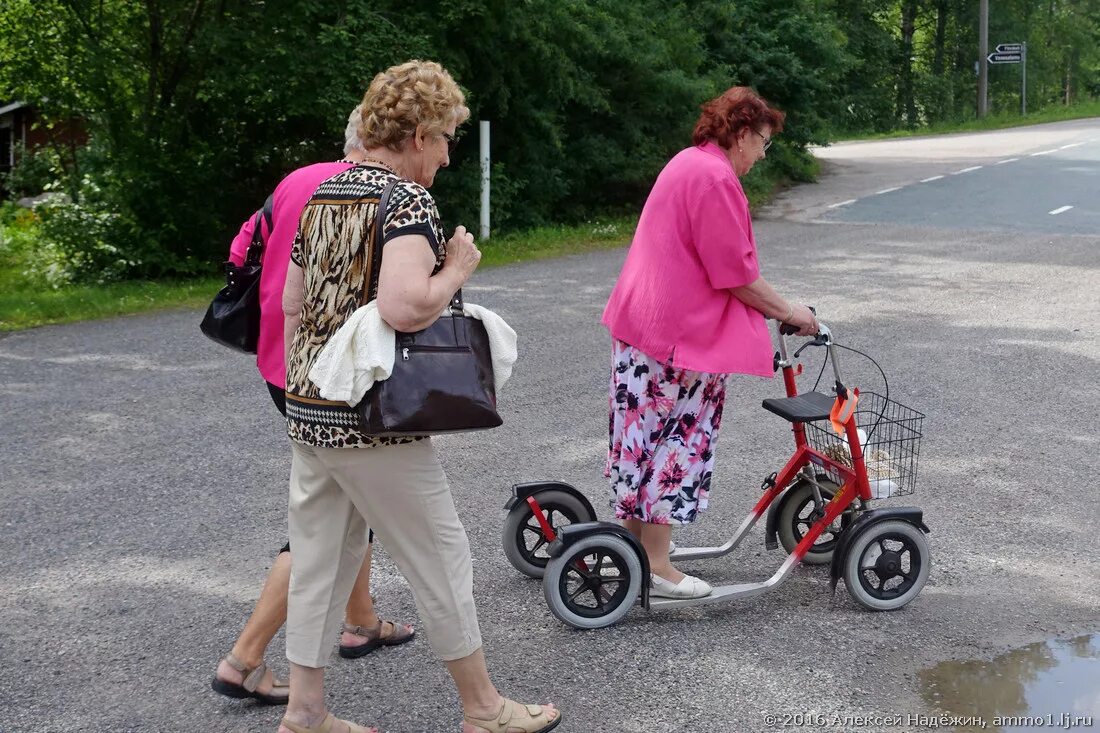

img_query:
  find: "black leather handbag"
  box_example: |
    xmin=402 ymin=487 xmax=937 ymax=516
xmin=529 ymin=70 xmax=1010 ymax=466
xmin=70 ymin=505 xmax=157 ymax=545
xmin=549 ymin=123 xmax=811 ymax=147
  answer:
xmin=199 ymin=195 xmax=274 ymax=353
xmin=356 ymin=180 xmax=503 ymax=436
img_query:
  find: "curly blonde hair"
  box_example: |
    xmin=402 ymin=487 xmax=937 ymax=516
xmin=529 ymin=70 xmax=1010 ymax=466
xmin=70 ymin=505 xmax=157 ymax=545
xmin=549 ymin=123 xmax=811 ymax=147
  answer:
xmin=358 ymin=60 xmax=470 ymax=151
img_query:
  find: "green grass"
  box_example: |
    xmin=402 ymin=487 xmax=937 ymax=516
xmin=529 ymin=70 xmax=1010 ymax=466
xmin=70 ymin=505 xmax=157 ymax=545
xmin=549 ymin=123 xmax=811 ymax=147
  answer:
xmin=477 ymin=217 xmax=636 ymax=267
xmin=0 ymin=269 xmax=224 ymax=331
xmin=835 ymin=100 xmax=1100 ymax=142
xmin=0 ymin=169 xmax=800 ymax=332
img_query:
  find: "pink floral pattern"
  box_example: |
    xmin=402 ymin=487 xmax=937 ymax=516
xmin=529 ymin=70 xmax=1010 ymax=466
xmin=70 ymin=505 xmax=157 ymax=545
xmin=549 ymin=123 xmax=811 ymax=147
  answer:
xmin=605 ymin=339 xmax=728 ymax=524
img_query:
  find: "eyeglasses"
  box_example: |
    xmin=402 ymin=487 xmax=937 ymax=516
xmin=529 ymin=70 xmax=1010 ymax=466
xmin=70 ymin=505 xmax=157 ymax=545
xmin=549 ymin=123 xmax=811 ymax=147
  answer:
xmin=442 ymin=131 xmax=459 ymax=154
xmin=754 ymin=130 xmax=772 ymax=151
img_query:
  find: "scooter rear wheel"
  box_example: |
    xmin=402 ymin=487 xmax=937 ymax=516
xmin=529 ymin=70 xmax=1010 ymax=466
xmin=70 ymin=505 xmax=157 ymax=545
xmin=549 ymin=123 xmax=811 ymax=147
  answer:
xmin=503 ymin=490 xmax=595 ymax=578
xmin=543 ymin=534 xmax=642 ymax=630
xmin=842 ymin=520 xmax=930 ymax=611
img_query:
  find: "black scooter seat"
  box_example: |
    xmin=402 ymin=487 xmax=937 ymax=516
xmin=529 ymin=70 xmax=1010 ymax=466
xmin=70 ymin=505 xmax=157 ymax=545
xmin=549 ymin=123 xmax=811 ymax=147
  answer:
xmin=761 ymin=391 xmax=835 ymax=423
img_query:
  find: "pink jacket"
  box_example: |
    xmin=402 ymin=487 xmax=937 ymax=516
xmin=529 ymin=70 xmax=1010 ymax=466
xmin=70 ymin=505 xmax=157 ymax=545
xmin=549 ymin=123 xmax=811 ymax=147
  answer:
xmin=228 ymin=161 xmax=354 ymax=388
xmin=602 ymin=142 xmax=772 ymax=377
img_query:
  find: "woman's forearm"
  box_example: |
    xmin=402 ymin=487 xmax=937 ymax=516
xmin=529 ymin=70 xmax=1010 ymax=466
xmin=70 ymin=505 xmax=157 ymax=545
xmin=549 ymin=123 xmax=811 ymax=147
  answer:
xmin=730 ymin=276 xmax=791 ymax=321
xmin=388 ymin=265 xmax=466 ymax=332
xmin=283 ymin=313 xmax=301 ymax=369
xmin=376 ymin=235 xmax=467 ymax=332
xmin=282 ymin=263 xmax=305 ymax=368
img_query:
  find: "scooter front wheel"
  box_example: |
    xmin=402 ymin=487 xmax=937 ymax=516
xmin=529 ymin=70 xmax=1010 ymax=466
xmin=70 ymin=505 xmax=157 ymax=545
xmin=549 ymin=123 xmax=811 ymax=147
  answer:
xmin=543 ymin=534 xmax=642 ymax=630
xmin=842 ymin=520 xmax=930 ymax=611
xmin=776 ymin=479 xmax=849 ymax=565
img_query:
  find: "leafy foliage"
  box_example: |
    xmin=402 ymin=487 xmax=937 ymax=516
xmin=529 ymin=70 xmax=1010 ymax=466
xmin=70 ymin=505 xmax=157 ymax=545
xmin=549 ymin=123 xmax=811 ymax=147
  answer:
xmin=0 ymin=0 xmax=1096 ymax=282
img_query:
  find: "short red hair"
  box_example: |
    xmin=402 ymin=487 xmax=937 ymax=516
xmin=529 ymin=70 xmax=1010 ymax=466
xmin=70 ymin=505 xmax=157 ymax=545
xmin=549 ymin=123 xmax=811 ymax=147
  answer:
xmin=692 ymin=87 xmax=785 ymax=148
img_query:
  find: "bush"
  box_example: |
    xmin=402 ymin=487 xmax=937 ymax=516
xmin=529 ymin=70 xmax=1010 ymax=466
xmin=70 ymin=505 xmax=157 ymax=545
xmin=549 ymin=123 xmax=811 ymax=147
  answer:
xmin=0 ymin=144 xmax=64 ymax=199
xmin=34 ymin=197 xmax=144 ymax=286
xmin=0 ymin=201 xmax=40 ymax=269
xmin=0 ymin=176 xmax=148 ymax=287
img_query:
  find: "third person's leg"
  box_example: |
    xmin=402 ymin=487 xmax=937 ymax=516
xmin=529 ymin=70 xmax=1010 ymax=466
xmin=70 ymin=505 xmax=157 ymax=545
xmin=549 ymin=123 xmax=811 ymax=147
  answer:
xmin=339 ymin=534 xmax=415 ymax=657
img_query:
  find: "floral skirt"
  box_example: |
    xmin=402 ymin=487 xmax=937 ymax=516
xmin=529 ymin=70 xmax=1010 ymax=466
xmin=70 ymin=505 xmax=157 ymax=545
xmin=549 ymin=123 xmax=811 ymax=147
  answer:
xmin=605 ymin=339 xmax=728 ymax=525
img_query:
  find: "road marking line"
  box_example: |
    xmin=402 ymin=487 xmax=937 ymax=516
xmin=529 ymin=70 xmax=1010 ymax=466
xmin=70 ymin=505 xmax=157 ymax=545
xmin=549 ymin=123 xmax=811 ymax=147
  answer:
xmin=875 ymin=187 xmax=901 ymax=194
xmin=1030 ymin=149 xmax=1057 ymax=156
xmin=828 ymin=199 xmax=857 ymax=208
xmin=920 ymin=175 xmax=944 ymax=182
xmin=1049 ymin=205 xmax=1073 ymax=215
xmin=1059 ymin=142 xmax=1085 ymax=149
xmin=995 ymin=158 xmax=1019 ymax=165
xmin=952 ymin=166 xmax=983 ymax=174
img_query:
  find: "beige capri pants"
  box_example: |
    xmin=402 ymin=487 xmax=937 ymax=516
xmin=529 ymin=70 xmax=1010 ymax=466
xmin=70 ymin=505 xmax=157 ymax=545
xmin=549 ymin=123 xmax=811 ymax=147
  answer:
xmin=285 ymin=439 xmax=482 ymax=667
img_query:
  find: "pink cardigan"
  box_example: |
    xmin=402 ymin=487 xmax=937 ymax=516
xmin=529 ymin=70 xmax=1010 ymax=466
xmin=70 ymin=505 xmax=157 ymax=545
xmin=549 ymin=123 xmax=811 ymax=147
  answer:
xmin=228 ymin=161 xmax=354 ymax=388
xmin=602 ymin=142 xmax=772 ymax=377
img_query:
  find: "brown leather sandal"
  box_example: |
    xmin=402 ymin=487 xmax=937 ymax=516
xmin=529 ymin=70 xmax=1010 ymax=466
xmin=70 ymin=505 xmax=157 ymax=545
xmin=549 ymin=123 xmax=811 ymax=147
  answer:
xmin=280 ymin=713 xmax=377 ymax=733
xmin=338 ymin=620 xmax=416 ymax=659
xmin=463 ymin=698 xmax=562 ymax=733
xmin=210 ymin=652 xmax=289 ymax=705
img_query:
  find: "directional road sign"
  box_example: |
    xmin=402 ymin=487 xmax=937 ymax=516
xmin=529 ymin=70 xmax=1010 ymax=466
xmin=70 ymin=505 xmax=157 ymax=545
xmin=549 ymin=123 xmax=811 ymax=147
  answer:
xmin=988 ymin=52 xmax=1022 ymax=64
xmin=997 ymin=43 xmax=1024 ymax=53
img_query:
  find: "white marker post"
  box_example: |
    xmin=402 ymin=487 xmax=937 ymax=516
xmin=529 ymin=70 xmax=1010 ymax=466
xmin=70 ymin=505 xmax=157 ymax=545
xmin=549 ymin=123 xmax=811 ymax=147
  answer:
xmin=479 ymin=120 xmax=490 ymax=240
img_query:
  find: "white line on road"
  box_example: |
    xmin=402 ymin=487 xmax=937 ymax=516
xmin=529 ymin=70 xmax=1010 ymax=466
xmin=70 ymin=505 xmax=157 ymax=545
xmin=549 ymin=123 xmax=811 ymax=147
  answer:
xmin=875 ymin=187 xmax=901 ymax=194
xmin=995 ymin=158 xmax=1020 ymax=165
xmin=1059 ymin=142 xmax=1085 ymax=150
xmin=920 ymin=175 xmax=944 ymax=182
xmin=1030 ymin=149 xmax=1058 ymax=156
xmin=1049 ymin=205 xmax=1073 ymax=216
xmin=828 ymin=199 xmax=857 ymax=208
xmin=952 ymin=166 xmax=983 ymax=174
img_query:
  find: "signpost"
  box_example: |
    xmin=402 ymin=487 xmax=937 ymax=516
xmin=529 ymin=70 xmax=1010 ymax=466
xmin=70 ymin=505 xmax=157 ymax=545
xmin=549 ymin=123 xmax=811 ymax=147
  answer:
xmin=987 ymin=42 xmax=1028 ymax=115
xmin=979 ymin=0 xmax=988 ymax=117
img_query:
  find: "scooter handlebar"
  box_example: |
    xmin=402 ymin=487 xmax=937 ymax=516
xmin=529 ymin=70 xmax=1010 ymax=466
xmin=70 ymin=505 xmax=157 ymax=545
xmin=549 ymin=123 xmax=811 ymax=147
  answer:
xmin=778 ymin=305 xmax=817 ymax=336
xmin=793 ymin=324 xmax=832 ymax=358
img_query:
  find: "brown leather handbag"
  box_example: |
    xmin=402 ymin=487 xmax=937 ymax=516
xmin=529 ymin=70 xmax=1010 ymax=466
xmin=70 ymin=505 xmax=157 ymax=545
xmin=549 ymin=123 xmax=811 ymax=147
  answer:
xmin=355 ymin=179 xmax=503 ymax=436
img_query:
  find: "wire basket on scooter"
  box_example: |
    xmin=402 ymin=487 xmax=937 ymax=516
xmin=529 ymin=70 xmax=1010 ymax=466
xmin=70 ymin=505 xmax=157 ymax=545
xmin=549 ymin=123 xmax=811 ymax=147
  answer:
xmin=804 ymin=391 xmax=923 ymax=498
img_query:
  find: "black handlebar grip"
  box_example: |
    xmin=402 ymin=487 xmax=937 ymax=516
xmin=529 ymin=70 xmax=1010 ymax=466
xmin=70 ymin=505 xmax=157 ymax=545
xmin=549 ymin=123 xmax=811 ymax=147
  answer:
xmin=779 ymin=305 xmax=816 ymax=336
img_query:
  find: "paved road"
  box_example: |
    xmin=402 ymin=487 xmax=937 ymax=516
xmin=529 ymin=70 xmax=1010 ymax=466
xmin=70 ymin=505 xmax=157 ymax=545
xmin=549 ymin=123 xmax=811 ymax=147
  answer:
xmin=772 ymin=117 xmax=1100 ymax=231
xmin=816 ymin=122 xmax=1100 ymax=234
xmin=1 ymin=119 xmax=1098 ymax=733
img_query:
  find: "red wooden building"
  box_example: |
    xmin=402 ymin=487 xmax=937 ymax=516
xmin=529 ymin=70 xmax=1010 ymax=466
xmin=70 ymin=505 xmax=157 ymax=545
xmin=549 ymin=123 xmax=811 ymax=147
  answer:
xmin=1 ymin=101 xmax=87 ymax=193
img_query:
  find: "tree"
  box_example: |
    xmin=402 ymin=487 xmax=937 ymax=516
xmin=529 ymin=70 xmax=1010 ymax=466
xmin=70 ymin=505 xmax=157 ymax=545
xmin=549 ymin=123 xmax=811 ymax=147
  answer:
xmin=0 ymin=0 xmax=426 ymax=277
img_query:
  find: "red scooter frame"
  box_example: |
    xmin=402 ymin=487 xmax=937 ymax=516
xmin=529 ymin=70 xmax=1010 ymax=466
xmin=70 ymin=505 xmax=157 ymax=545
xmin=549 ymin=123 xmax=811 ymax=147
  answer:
xmin=504 ymin=321 xmax=930 ymax=627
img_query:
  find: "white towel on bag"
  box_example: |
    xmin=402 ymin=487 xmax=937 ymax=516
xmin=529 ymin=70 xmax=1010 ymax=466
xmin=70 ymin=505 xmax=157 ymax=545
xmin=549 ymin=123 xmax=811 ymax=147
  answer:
xmin=308 ymin=300 xmax=517 ymax=406
xmin=461 ymin=302 xmax=518 ymax=390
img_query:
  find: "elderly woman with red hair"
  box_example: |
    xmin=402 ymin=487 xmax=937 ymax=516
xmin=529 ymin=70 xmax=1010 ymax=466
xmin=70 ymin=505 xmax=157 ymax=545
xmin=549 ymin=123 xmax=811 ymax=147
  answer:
xmin=602 ymin=86 xmax=819 ymax=599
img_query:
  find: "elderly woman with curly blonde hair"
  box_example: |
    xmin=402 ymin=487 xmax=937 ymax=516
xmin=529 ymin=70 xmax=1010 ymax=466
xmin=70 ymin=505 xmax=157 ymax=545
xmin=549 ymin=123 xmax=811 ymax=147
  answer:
xmin=278 ymin=60 xmax=561 ymax=733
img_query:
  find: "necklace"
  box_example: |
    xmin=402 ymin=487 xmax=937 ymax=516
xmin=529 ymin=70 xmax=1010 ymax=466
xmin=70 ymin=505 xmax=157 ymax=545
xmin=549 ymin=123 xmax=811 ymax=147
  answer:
xmin=361 ymin=156 xmax=400 ymax=176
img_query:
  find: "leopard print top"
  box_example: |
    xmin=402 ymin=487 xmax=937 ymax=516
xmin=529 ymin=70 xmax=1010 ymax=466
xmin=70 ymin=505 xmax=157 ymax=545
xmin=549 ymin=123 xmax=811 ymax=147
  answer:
xmin=285 ymin=165 xmax=446 ymax=449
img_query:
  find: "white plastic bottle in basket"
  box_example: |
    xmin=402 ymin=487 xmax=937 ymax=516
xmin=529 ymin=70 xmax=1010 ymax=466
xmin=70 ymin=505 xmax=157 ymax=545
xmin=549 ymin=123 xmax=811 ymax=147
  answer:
xmin=842 ymin=428 xmax=896 ymax=499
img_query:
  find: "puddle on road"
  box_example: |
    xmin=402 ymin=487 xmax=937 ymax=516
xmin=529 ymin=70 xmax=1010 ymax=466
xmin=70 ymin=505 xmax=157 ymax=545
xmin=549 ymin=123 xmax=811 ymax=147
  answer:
xmin=920 ymin=634 xmax=1099 ymax=731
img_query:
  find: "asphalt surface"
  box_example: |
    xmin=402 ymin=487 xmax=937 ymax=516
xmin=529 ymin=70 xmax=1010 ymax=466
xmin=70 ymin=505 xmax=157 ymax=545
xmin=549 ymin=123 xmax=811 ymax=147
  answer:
xmin=2 ymin=119 xmax=1099 ymax=733
xmin=819 ymin=126 xmax=1100 ymax=235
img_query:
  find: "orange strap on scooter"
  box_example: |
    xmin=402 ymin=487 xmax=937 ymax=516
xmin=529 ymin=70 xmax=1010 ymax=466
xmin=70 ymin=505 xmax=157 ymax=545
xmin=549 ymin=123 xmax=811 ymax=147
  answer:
xmin=830 ymin=388 xmax=859 ymax=434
